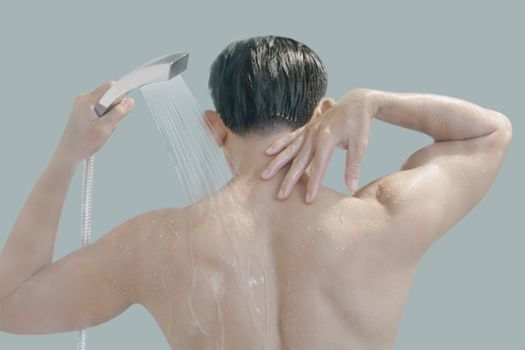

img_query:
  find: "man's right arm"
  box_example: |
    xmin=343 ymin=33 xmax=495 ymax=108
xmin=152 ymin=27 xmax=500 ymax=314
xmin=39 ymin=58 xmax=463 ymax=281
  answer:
xmin=357 ymin=90 xmax=512 ymax=255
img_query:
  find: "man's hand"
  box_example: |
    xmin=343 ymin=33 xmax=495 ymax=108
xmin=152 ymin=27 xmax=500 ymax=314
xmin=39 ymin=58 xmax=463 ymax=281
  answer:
xmin=57 ymin=81 xmax=135 ymax=164
xmin=259 ymin=88 xmax=383 ymax=203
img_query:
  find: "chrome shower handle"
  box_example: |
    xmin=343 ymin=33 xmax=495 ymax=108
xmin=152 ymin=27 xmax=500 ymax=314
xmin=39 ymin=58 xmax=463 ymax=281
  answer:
xmin=94 ymin=52 xmax=189 ymax=117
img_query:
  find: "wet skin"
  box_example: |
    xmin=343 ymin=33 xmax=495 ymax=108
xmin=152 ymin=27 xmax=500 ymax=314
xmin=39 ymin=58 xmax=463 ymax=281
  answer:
xmin=142 ymin=119 xmax=510 ymax=350
xmin=142 ymin=172 xmax=417 ymax=349
xmin=138 ymin=103 xmax=512 ymax=348
xmin=0 ymin=86 xmax=512 ymax=350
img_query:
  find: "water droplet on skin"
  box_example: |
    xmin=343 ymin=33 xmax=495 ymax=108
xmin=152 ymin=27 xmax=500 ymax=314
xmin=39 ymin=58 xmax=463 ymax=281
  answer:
xmin=248 ymin=277 xmax=257 ymax=287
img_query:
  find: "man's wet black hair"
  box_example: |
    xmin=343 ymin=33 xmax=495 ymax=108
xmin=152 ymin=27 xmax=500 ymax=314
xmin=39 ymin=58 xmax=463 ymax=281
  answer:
xmin=208 ymin=35 xmax=328 ymax=136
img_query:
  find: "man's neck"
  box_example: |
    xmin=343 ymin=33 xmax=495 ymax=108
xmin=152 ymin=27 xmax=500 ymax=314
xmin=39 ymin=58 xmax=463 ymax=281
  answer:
xmin=222 ymin=129 xmax=307 ymax=201
xmin=225 ymin=129 xmax=291 ymax=179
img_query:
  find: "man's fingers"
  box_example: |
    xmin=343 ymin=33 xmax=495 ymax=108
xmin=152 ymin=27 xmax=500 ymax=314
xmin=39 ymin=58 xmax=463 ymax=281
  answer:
xmin=96 ymin=97 xmax=135 ymax=131
xmin=305 ymin=142 xmax=336 ymax=203
xmin=260 ymin=133 xmax=305 ymax=180
xmin=89 ymin=81 xmax=115 ymax=102
xmin=265 ymin=126 xmax=305 ymax=155
xmin=277 ymin=140 xmax=314 ymax=200
xmin=345 ymin=148 xmax=363 ymax=193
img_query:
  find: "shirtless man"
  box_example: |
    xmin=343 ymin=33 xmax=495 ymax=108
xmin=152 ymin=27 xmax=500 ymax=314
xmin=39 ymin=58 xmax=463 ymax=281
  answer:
xmin=0 ymin=36 xmax=512 ymax=349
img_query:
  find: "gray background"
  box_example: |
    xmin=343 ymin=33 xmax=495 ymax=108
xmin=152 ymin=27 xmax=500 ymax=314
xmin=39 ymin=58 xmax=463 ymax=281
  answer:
xmin=0 ymin=0 xmax=522 ymax=349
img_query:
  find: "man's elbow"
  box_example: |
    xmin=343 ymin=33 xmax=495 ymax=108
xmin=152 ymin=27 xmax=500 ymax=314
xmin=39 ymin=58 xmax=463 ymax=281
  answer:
xmin=494 ymin=112 xmax=512 ymax=142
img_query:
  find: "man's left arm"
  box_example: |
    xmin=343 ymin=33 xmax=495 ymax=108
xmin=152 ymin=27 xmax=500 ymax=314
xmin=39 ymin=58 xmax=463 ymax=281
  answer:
xmin=0 ymin=81 xmax=133 ymax=303
xmin=0 ymin=81 xmax=148 ymax=333
xmin=0 ymin=210 xmax=160 ymax=334
xmin=0 ymin=146 xmax=78 ymax=303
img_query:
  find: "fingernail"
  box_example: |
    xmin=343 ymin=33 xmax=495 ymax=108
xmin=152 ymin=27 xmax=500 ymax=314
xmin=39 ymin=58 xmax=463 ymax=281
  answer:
xmin=260 ymin=169 xmax=270 ymax=179
xmin=123 ymin=97 xmax=134 ymax=108
xmin=350 ymin=179 xmax=358 ymax=193
xmin=306 ymin=191 xmax=312 ymax=203
xmin=278 ymin=187 xmax=286 ymax=199
xmin=265 ymin=145 xmax=276 ymax=154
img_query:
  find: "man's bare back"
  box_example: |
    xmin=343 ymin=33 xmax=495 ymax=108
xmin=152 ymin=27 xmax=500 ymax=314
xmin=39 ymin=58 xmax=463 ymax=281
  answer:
xmin=141 ymin=174 xmax=417 ymax=350
xmin=138 ymin=89 xmax=512 ymax=350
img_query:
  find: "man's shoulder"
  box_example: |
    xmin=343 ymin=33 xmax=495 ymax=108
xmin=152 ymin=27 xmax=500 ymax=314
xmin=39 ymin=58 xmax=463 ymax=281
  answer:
xmin=130 ymin=207 xmax=187 ymax=243
xmin=310 ymin=184 xmax=374 ymax=207
xmin=139 ymin=207 xmax=185 ymax=222
xmin=118 ymin=207 xmax=186 ymax=308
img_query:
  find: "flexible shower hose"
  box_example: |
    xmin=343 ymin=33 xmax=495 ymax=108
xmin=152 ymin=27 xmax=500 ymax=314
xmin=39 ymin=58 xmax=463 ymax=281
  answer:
xmin=77 ymin=154 xmax=95 ymax=350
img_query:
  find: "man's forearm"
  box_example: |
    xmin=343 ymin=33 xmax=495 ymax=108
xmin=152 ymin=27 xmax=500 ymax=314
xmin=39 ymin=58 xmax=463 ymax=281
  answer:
xmin=370 ymin=90 xmax=509 ymax=141
xmin=0 ymin=141 xmax=78 ymax=302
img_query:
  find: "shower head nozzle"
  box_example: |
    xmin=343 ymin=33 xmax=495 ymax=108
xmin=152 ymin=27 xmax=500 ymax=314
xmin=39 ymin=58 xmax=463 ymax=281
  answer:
xmin=95 ymin=51 xmax=189 ymax=117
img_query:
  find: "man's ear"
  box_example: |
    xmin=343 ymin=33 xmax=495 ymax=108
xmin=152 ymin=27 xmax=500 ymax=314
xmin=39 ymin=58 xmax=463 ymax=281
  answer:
xmin=203 ymin=109 xmax=227 ymax=147
xmin=311 ymin=97 xmax=337 ymax=120
xmin=319 ymin=97 xmax=336 ymax=113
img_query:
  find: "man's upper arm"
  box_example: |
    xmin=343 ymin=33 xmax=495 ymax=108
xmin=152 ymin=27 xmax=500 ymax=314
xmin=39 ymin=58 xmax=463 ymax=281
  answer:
xmin=0 ymin=208 xmax=173 ymax=334
xmin=356 ymin=116 xmax=512 ymax=255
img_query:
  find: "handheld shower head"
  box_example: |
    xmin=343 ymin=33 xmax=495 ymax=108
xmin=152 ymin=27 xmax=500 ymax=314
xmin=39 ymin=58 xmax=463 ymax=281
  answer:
xmin=95 ymin=51 xmax=189 ymax=117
